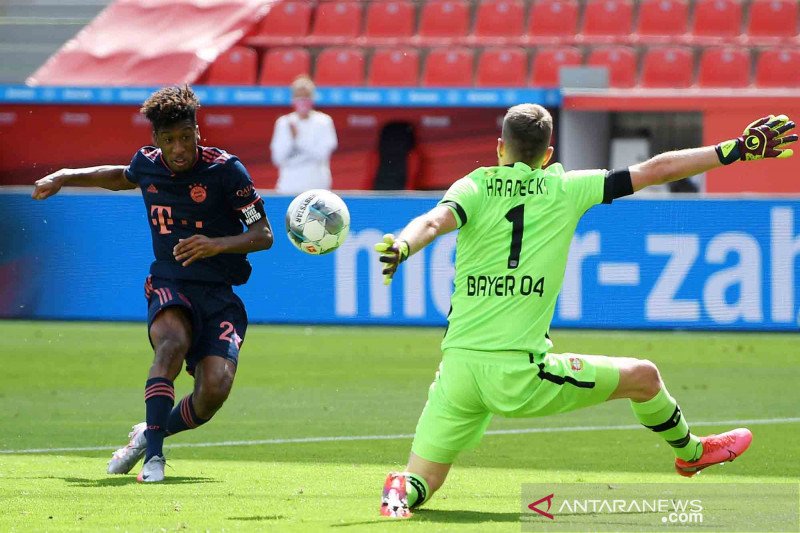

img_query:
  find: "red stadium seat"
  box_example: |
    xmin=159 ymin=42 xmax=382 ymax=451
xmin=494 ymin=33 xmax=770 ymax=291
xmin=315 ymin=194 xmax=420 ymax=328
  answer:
xmin=747 ymin=0 xmax=798 ymax=40
xmin=640 ymin=46 xmax=694 ymax=87
xmin=253 ymin=1 xmax=312 ymax=38
xmin=310 ymin=2 xmax=362 ymax=41
xmin=636 ymin=0 xmax=689 ymax=40
xmin=422 ymin=48 xmax=474 ymax=86
xmin=364 ymin=1 xmax=415 ymax=40
xmin=476 ymin=48 xmax=527 ymax=86
xmin=528 ymin=0 xmax=579 ymax=39
xmin=474 ymin=0 xmax=525 ymax=39
xmin=314 ymin=47 xmax=365 ymax=86
xmin=586 ymin=46 xmax=637 ymax=87
xmin=418 ymin=0 xmax=470 ymax=40
xmin=529 ymin=46 xmax=582 ymax=86
xmin=368 ymin=48 xmax=419 ymax=86
xmin=755 ymin=49 xmax=800 ymax=87
xmin=697 ymin=47 xmax=751 ymax=87
xmin=259 ymin=47 xmax=310 ymax=86
xmin=581 ymin=0 xmax=634 ymax=40
xmin=692 ymin=0 xmax=743 ymax=40
xmin=204 ymin=46 xmax=257 ymax=85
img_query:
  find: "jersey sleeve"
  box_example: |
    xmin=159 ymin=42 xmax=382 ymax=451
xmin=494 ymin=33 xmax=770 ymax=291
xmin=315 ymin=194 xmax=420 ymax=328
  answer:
xmin=123 ymin=149 xmax=149 ymax=184
xmin=562 ymin=169 xmax=606 ymax=216
xmin=223 ymin=158 xmax=269 ymax=228
xmin=438 ymin=175 xmax=483 ymax=228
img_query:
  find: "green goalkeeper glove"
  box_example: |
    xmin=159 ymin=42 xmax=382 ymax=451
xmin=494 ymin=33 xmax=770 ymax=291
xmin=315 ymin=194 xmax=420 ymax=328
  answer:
xmin=716 ymin=114 xmax=798 ymax=165
xmin=374 ymin=233 xmax=410 ymax=286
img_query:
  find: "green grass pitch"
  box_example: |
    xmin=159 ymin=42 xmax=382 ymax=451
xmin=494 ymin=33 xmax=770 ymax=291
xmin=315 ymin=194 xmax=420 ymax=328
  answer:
xmin=0 ymin=322 xmax=798 ymax=531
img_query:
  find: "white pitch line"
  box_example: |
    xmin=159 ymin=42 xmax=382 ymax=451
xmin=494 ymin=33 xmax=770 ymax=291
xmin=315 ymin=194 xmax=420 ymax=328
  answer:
xmin=2 ymin=417 xmax=798 ymax=455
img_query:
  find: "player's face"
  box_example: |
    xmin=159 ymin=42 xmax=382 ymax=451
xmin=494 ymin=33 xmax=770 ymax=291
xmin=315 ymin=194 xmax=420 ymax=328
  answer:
xmin=154 ymin=120 xmax=200 ymax=173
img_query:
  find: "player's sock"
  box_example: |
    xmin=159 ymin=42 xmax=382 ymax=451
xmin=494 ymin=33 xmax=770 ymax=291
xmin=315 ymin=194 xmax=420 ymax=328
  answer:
xmin=165 ymin=394 xmax=209 ymax=436
xmin=144 ymin=377 xmax=175 ymax=462
xmin=631 ymin=387 xmax=702 ymax=462
xmin=405 ymin=473 xmax=430 ymax=508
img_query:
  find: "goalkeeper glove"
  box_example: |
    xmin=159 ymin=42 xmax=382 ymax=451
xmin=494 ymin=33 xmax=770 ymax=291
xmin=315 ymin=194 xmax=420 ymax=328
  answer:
xmin=374 ymin=233 xmax=410 ymax=286
xmin=716 ymin=114 xmax=798 ymax=165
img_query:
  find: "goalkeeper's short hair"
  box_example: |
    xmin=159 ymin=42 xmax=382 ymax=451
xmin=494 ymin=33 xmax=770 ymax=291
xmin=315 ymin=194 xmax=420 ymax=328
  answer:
xmin=502 ymin=104 xmax=553 ymax=166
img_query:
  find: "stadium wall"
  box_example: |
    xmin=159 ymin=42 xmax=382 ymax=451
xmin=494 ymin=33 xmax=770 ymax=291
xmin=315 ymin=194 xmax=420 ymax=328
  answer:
xmin=2 ymin=192 xmax=798 ymax=331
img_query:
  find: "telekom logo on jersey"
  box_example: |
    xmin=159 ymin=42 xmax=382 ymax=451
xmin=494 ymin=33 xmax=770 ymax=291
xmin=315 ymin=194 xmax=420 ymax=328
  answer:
xmin=150 ymin=205 xmax=173 ymax=235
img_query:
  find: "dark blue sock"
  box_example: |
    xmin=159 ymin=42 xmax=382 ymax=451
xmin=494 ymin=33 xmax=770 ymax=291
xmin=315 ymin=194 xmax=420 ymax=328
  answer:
xmin=144 ymin=377 xmax=174 ymax=461
xmin=166 ymin=394 xmax=209 ymax=436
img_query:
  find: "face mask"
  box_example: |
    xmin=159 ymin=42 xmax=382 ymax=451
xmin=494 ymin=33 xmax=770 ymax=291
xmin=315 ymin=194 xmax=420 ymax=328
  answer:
xmin=293 ymin=97 xmax=313 ymax=114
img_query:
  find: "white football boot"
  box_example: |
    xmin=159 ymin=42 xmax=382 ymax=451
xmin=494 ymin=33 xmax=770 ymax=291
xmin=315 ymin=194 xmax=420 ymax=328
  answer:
xmin=107 ymin=422 xmax=147 ymax=474
xmin=137 ymin=454 xmax=166 ymax=483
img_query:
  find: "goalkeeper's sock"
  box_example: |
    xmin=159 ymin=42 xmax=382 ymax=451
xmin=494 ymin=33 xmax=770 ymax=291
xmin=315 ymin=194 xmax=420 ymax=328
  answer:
xmin=166 ymin=394 xmax=209 ymax=436
xmin=406 ymin=473 xmax=430 ymax=508
xmin=144 ymin=377 xmax=174 ymax=462
xmin=631 ymin=388 xmax=702 ymax=462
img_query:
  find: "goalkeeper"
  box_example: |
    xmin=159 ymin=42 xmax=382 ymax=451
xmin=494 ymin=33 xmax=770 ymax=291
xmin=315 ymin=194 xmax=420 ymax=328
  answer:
xmin=374 ymin=107 xmax=797 ymax=518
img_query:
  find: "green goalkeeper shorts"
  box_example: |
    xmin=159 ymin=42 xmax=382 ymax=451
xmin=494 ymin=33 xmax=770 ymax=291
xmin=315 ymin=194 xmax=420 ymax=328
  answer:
xmin=411 ymin=348 xmax=620 ymax=464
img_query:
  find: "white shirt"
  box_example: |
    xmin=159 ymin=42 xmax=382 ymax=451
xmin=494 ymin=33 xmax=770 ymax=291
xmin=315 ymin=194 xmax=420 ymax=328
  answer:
xmin=270 ymin=110 xmax=338 ymax=194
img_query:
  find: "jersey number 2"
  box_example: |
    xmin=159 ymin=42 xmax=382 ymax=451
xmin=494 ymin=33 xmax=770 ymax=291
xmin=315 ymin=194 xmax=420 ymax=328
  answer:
xmin=504 ymin=204 xmax=545 ymax=297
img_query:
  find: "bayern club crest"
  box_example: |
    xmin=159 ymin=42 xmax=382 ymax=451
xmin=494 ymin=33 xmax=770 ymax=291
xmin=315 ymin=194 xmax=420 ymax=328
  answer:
xmin=189 ymin=183 xmax=207 ymax=203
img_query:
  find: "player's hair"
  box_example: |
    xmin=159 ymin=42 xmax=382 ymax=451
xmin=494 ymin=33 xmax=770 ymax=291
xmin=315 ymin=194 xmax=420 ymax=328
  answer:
xmin=291 ymin=75 xmax=315 ymax=96
xmin=501 ymin=104 xmax=553 ymax=166
xmin=140 ymin=85 xmax=200 ymax=132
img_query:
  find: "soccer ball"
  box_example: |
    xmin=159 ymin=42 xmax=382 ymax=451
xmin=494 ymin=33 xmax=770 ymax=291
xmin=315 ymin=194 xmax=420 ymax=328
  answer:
xmin=285 ymin=189 xmax=350 ymax=255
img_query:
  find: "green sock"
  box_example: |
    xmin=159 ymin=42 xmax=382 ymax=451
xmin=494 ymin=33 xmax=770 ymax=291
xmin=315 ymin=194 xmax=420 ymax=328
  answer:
xmin=405 ymin=473 xmax=430 ymax=508
xmin=631 ymin=388 xmax=702 ymax=462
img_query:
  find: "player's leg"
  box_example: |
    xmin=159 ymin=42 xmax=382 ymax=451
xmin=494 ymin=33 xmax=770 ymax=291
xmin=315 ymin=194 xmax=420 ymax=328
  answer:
xmin=166 ymin=355 xmax=236 ymax=435
xmin=609 ymin=356 xmax=752 ymax=476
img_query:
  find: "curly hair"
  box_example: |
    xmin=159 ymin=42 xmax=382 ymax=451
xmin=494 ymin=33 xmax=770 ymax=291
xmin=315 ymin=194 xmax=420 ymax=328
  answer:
xmin=140 ymin=85 xmax=200 ymax=131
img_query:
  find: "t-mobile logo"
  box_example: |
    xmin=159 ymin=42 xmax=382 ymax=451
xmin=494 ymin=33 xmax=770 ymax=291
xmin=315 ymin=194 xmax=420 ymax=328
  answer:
xmin=150 ymin=205 xmax=174 ymax=235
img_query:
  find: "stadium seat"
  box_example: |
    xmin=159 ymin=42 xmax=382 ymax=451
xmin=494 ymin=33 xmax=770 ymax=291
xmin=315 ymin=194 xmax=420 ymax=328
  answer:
xmin=747 ymin=0 xmax=799 ymax=42
xmin=586 ymin=46 xmax=637 ymax=87
xmin=476 ymin=48 xmax=527 ymax=86
xmin=259 ymin=47 xmax=311 ymax=86
xmin=314 ymin=47 xmax=365 ymax=86
xmin=253 ymin=1 xmax=312 ymax=38
xmin=422 ymin=48 xmax=474 ymax=86
xmin=527 ymin=0 xmax=579 ymax=40
xmin=418 ymin=0 xmax=470 ymax=40
xmin=364 ymin=1 xmax=415 ymax=41
xmin=581 ymin=0 xmax=634 ymax=41
xmin=755 ymin=49 xmax=800 ymax=87
xmin=697 ymin=47 xmax=751 ymax=87
xmin=310 ymin=2 xmax=362 ymax=42
xmin=640 ymin=46 xmax=694 ymax=88
xmin=636 ymin=0 xmax=689 ymax=40
xmin=204 ymin=46 xmax=257 ymax=85
xmin=368 ymin=48 xmax=419 ymax=86
xmin=473 ymin=0 xmax=525 ymax=40
xmin=692 ymin=0 xmax=743 ymax=41
xmin=529 ymin=46 xmax=582 ymax=86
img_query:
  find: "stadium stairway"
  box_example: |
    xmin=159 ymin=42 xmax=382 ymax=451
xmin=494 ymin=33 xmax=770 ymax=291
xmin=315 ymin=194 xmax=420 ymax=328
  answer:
xmin=0 ymin=0 xmax=111 ymax=83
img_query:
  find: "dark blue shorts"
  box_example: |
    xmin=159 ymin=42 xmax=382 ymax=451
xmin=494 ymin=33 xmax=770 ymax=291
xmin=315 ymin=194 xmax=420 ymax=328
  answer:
xmin=146 ymin=276 xmax=248 ymax=375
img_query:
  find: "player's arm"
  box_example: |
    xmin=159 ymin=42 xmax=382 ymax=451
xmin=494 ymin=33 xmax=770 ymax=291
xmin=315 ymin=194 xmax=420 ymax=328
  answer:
xmin=375 ymin=205 xmax=458 ymax=285
xmin=630 ymin=115 xmax=797 ymax=192
xmin=32 ymin=165 xmax=135 ymax=200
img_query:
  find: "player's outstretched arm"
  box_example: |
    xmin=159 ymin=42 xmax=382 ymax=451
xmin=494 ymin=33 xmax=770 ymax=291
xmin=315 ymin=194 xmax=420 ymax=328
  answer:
xmin=375 ymin=205 xmax=457 ymax=285
xmin=32 ymin=165 xmax=135 ymax=200
xmin=630 ymin=114 xmax=797 ymax=192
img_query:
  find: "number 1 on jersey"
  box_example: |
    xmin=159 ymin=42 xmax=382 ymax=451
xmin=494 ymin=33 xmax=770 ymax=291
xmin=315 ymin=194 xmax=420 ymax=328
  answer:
xmin=504 ymin=204 xmax=524 ymax=269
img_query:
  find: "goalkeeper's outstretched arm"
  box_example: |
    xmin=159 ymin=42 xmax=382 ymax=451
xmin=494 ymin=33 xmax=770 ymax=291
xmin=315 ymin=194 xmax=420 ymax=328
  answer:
xmin=375 ymin=206 xmax=458 ymax=285
xmin=630 ymin=114 xmax=797 ymax=192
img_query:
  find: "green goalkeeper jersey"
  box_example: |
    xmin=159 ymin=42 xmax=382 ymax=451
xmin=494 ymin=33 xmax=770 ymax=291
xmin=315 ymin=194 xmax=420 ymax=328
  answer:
xmin=439 ymin=161 xmax=606 ymax=355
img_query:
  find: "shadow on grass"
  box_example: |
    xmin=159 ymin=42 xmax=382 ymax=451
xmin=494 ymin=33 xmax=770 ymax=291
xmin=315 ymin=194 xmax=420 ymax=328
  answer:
xmin=331 ymin=510 xmax=523 ymax=527
xmin=58 ymin=476 xmax=218 ymax=487
xmin=227 ymin=515 xmax=287 ymax=521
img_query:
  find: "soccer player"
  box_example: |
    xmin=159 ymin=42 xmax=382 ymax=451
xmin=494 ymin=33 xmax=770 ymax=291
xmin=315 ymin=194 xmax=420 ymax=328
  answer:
xmin=32 ymin=86 xmax=273 ymax=483
xmin=374 ymin=106 xmax=797 ymax=518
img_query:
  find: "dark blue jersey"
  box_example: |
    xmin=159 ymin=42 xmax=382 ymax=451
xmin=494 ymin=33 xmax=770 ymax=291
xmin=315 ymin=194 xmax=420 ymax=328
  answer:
xmin=125 ymin=146 xmax=262 ymax=286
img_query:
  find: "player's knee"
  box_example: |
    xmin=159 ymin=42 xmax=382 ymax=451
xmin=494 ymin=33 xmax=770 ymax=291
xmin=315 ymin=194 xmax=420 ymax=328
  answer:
xmin=154 ymin=335 xmax=190 ymax=362
xmin=635 ymin=359 xmax=663 ymax=400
